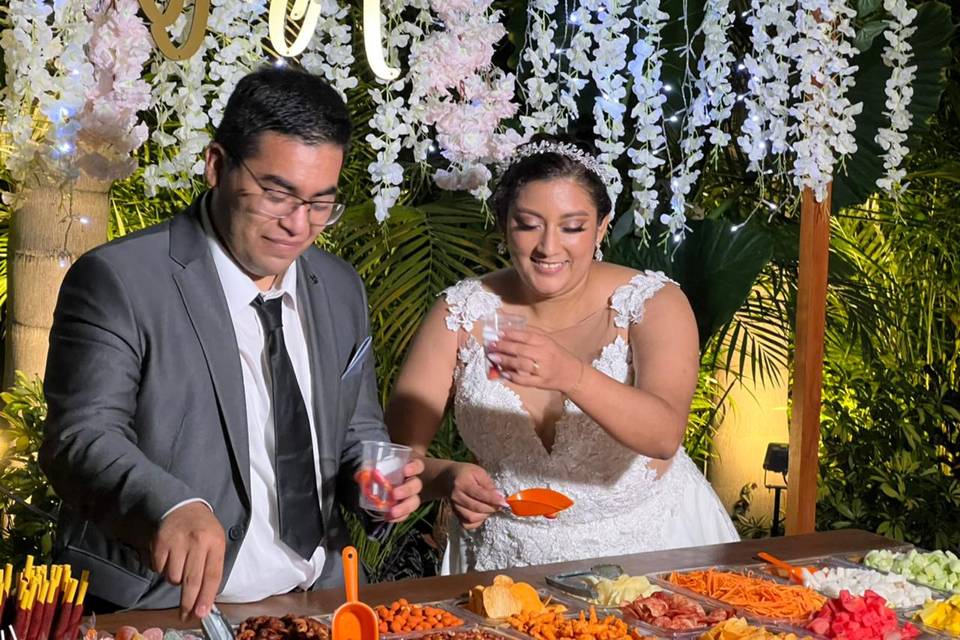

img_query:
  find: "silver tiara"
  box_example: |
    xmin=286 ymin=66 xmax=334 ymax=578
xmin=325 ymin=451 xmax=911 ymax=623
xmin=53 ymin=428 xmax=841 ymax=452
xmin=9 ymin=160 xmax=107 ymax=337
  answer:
xmin=505 ymin=140 xmax=622 ymax=189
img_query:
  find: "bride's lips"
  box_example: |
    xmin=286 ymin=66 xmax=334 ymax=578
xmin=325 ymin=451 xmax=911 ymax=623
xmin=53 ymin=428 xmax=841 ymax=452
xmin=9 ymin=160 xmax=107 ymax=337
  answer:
xmin=530 ymin=257 xmax=569 ymax=275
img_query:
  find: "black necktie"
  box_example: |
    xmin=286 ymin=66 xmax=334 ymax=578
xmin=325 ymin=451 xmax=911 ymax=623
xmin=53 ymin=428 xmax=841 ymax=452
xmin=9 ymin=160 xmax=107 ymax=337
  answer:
xmin=252 ymin=295 xmax=323 ymax=559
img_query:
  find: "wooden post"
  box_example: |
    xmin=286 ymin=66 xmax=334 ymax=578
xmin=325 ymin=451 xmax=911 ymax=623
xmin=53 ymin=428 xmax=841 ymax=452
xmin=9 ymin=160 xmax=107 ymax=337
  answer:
xmin=785 ymin=184 xmax=831 ymax=535
xmin=3 ymin=174 xmax=111 ymax=388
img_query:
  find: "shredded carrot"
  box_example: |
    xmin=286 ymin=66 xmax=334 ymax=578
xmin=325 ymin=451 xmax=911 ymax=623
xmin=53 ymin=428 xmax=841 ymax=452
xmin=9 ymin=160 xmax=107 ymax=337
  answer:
xmin=668 ymin=570 xmax=826 ymax=622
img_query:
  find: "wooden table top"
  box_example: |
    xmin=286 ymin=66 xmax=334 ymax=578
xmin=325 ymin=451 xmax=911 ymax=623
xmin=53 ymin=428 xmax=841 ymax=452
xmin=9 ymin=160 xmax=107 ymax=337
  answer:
xmin=97 ymin=529 xmax=902 ymax=632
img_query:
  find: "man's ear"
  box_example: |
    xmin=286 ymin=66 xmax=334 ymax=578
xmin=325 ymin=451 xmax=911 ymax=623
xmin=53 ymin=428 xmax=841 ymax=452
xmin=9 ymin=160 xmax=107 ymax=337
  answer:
xmin=204 ymin=142 xmax=227 ymax=188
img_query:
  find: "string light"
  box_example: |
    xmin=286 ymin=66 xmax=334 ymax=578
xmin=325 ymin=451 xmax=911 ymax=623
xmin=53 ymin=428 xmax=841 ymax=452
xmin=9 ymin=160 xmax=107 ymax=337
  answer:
xmin=58 ymin=252 xmax=70 ymax=269
xmin=737 ymin=63 xmax=746 ymax=71
xmin=663 ymin=83 xmax=673 ymax=92
xmin=273 ymin=57 xmax=286 ymax=68
xmin=730 ymin=223 xmax=743 ymax=232
xmin=672 ymin=233 xmax=682 ymax=243
xmin=568 ymin=13 xmax=579 ymax=24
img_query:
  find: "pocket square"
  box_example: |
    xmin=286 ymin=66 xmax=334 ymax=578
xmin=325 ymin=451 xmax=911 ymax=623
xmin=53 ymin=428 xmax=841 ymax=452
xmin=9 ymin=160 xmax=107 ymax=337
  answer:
xmin=341 ymin=336 xmax=372 ymax=379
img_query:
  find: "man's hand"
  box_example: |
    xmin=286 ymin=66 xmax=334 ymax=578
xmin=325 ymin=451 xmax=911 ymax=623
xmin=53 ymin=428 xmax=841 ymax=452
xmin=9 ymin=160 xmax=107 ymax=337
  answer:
xmin=386 ymin=457 xmax=425 ymax=522
xmin=151 ymin=502 xmax=226 ymax=621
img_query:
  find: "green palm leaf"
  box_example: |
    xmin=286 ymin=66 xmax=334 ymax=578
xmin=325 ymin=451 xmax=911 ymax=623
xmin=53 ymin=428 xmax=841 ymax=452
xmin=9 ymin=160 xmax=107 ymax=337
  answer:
xmin=331 ymin=194 xmax=504 ymax=402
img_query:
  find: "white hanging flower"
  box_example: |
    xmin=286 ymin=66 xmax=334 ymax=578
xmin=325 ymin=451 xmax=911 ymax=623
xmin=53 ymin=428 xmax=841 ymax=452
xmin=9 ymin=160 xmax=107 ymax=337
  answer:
xmin=625 ymin=0 xmax=669 ymax=228
xmin=738 ymin=0 xmax=796 ymax=172
xmin=587 ymin=0 xmax=630 ymax=207
xmin=516 ymin=0 xmax=562 ymax=137
xmin=555 ymin=5 xmax=594 ymax=130
xmin=144 ymin=0 xmax=271 ymax=196
xmin=367 ymin=79 xmax=411 ymax=222
xmin=789 ymin=0 xmax=863 ymax=202
xmin=365 ymin=0 xmax=433 ymax=222
xmin=300 ymin=0 xmax=358 ymax=99
xmin=668 ymin=0 xmax=736 ymax=237
xmin=874 ymin=0 xmax=917 ymax=196
xmin=0 ymin=0 xmax=96 ymax=183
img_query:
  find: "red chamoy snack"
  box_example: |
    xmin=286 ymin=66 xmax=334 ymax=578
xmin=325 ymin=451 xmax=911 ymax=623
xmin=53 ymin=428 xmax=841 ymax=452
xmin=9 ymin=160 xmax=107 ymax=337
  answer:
xmin=806 ymin=589 xmax=919 ymax=640
xmin=356 ymin=468 xmax=395 ymax=510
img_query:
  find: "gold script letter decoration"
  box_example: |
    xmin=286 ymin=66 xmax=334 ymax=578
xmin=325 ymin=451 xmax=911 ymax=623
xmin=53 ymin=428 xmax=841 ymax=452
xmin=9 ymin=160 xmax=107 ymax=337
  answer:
xmin=363 ymin=0 xmax=400 ymax=81
xmin=138 ymin=0 xmax=210 ymax=61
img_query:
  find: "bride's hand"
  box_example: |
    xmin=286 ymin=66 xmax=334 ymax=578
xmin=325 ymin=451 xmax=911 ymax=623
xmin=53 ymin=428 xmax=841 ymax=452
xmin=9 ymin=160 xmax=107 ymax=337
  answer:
xmin=446 ymin=462 xmax=508 ymax=530
xmin=488 ymin=328 xmax=584 ymax=393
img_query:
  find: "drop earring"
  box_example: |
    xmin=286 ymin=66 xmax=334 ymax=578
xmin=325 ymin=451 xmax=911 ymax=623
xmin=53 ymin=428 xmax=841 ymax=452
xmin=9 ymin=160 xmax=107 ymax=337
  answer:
xmin=594 ymin=244 xmax=604 ymax=262
xmin=497 ymin=241 xmax=507 ymax=255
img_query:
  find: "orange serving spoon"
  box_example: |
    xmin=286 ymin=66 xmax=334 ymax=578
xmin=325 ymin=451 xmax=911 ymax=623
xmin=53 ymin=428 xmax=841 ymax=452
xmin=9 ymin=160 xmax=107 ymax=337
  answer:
xmin=332 ymin=546 xmax=379 ymax=640
xmin=757 ymin=551 xmax=817 ymax=584
xmin=506 ymin=488 xmax=573 ymax=519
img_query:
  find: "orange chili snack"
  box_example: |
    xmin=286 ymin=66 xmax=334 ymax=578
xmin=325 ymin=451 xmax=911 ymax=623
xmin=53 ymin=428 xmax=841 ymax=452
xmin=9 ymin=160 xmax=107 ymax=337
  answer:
xmin=374 ymin=599 xmax=464 ymax=634
xmin=505 ymin=605 xmax=652 ymax=640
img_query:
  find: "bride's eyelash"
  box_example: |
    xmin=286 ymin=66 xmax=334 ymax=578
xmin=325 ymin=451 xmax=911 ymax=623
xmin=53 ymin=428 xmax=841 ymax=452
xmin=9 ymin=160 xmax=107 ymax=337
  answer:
xmin=563 ymin=226 xmax=587 ymax=233
xmin=513 ymin=222 xmax=539 ymax=231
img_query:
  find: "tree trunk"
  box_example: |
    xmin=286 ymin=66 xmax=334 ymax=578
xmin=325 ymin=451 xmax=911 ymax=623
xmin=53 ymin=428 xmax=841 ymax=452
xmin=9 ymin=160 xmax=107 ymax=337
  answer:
xmin=3 ymin=174 xmax=111 ymax=388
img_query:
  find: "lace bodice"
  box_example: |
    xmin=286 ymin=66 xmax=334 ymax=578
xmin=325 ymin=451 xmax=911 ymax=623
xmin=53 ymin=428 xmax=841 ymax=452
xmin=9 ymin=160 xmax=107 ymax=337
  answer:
xmin=441 ymin=271 xmax=730 ymax=571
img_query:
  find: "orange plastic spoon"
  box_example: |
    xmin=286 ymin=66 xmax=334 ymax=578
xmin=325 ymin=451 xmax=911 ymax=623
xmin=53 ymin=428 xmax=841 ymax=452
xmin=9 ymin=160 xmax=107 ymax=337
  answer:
xmin=757 ymin=551 xmax=814 ymax=584
xmin=332 ymin=546 xmax=379 ymax=640
xmin=506 ymin=488 xmax=573 ymax=518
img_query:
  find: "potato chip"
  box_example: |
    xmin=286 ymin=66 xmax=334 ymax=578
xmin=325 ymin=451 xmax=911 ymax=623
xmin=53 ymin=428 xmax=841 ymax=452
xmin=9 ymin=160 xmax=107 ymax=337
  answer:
xmin=509 ymin=582 xmax=543 ymax=614
xmin=482 ymin=584 xmax=522 ymax=619
xmin=493 ymin=575 xmax=514 ymax=587
xmin=468 ymin=585 xmax=485 ymax=615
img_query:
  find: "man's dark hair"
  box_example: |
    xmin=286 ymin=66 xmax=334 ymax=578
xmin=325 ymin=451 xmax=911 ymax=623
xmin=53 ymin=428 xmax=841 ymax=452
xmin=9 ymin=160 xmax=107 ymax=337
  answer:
xmin=213 ymin=66 xmax=352 ymax=162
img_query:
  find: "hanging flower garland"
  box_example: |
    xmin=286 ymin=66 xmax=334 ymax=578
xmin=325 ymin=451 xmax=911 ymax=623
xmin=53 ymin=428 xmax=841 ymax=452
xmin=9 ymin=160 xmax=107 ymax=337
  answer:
xmin=76 ymin=0 xmax=153 ymax=182
xmin=300 ymin=0 xmax=358 ymax=99
xmin=144 ymin=0 xmax=271 ymax=195
xmin=0 ymin=0 xmax=95 ymax=184
xmin=365 ymin=0 xmax=428 ymax=222
xmin=409 ymin=0 xmax=521 ymax=201
xmin=625 ymin=0 xmax=670 ymax=229
xmin=586 ymin=0 xmax=630 ymax=207
xmin=874 ymin=0 xmax=917 ymax=196
xmin=667 ymin=0 xmax=736 ymax=236
xmin=737 ymin=0 xmax=796 ymax=172
xmin=516 ymin=0 xmax=562 ymax=137
xmin=554 ymin=2 xmax=594 ymax=131
xmin=789 ymin=0 xmax=862 ymax=202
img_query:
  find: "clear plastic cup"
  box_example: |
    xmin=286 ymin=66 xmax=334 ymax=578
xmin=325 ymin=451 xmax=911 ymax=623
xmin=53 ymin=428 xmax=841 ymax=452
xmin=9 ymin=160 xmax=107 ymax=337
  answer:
xmin=358 ymin=441 xmax=412 ymax=513
xmin=480 ymin=311 xmax=526 ymax=380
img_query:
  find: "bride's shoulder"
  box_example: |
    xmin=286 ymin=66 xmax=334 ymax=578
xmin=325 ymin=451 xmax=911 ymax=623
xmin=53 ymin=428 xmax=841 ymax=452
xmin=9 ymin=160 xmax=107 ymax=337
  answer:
xmin=439 ymin=271 xmax=506 ymax=332
xmin=592 ymin=263 xmax=683 ymax=327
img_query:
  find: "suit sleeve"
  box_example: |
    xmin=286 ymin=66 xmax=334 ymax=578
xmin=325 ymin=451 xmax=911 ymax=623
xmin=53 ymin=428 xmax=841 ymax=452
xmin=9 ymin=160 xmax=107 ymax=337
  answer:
xmin=336 ymin=275 xmax=390 ymax=518
xmin=40 ymin=253 xmax=199 ymax=550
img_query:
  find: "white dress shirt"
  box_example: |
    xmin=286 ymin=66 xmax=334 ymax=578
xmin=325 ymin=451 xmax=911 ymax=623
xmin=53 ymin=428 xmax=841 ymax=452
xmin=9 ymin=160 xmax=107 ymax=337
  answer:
xmin=180 ymin=199 xmax=327 ymax=601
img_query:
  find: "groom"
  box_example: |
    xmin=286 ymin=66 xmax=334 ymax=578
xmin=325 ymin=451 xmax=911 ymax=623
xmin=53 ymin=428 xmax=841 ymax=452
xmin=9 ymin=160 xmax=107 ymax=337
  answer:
xmin=40 ymin=67 xmax=423 ymax=617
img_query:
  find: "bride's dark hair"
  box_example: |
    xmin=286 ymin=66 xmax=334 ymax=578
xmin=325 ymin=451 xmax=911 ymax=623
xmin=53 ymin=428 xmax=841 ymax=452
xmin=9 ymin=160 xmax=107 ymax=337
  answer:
xmin=489 ymin=134 xmax=613 ymax=231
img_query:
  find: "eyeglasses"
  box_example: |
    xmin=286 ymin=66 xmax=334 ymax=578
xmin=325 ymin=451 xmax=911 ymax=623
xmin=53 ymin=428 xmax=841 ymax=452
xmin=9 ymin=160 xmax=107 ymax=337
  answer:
xmin=231 ymin=156 xmax=346 ymax=227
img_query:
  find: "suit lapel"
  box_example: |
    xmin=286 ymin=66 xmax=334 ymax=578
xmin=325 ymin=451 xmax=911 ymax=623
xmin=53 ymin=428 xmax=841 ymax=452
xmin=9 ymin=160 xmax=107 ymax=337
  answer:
xmin=169 ymin=200 xmax=251 ymax=507
xmin=296 ymin=255 xmax=340 ymax=523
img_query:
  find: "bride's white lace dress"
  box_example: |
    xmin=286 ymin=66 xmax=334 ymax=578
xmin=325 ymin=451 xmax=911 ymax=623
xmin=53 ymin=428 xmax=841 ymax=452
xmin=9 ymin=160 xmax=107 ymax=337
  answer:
xmin=441 ymin=271 xmax=739 ymax=574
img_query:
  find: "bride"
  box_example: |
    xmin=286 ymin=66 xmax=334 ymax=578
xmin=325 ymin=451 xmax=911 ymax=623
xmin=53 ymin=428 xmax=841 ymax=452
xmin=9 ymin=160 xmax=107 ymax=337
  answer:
xmin=386 ymin=137 xmax=738 ymax=573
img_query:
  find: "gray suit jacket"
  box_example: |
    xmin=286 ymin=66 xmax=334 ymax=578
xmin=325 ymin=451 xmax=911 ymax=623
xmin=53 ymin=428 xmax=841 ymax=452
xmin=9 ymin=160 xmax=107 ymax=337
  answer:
xmin=39 ymin=195 xmax=387 ymax=609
